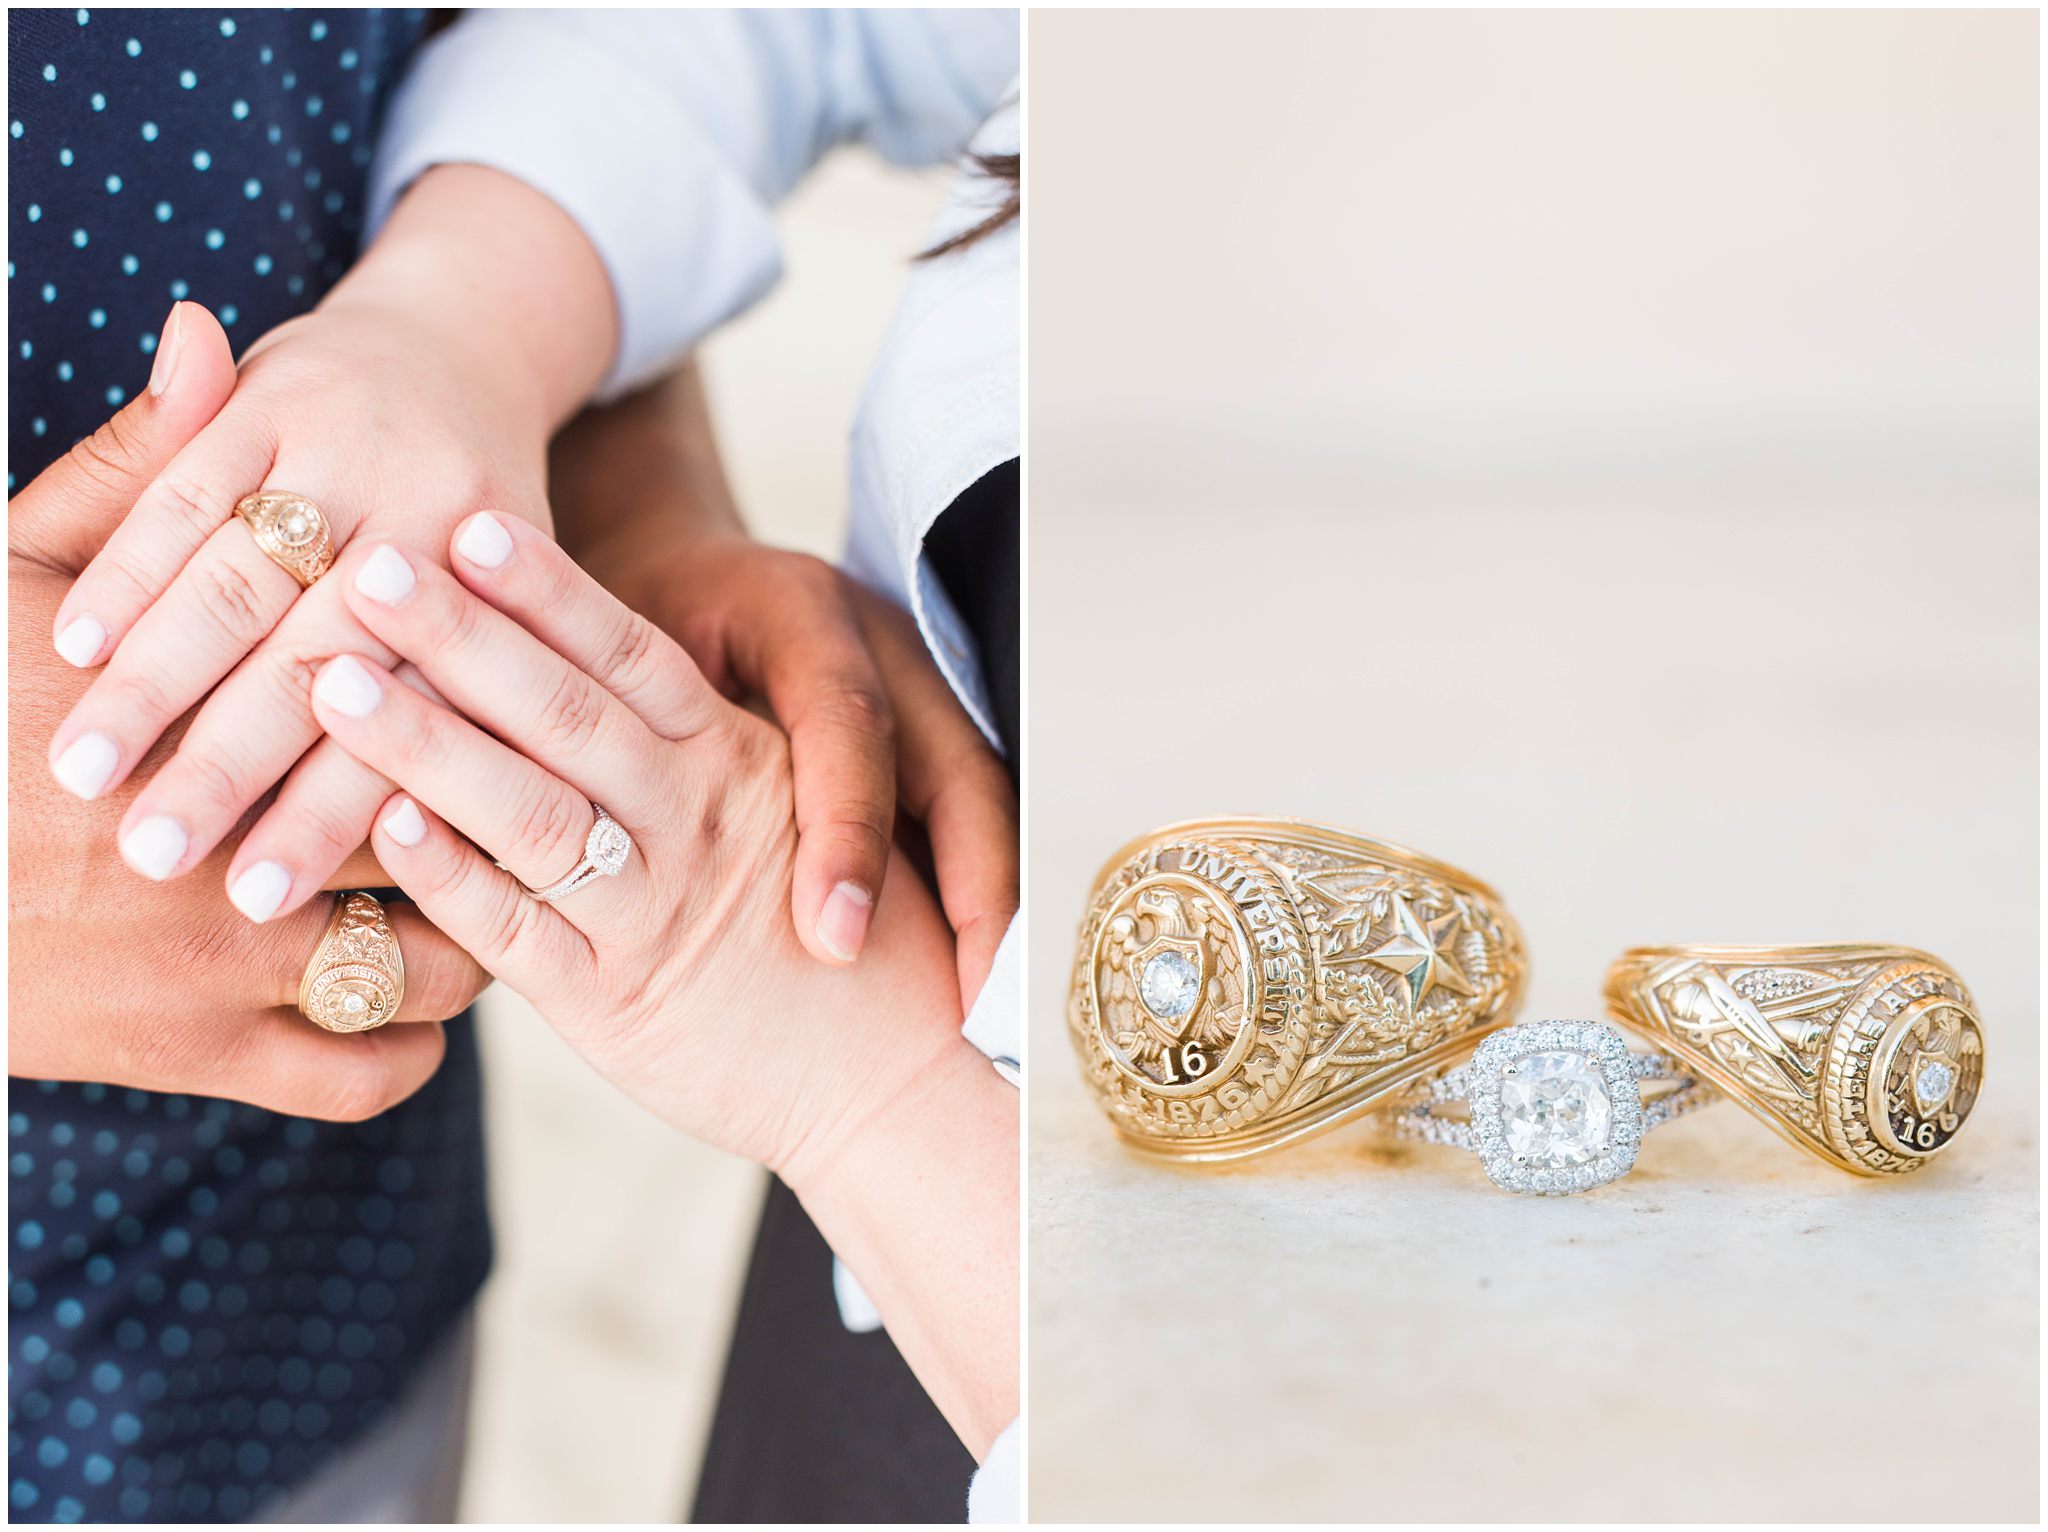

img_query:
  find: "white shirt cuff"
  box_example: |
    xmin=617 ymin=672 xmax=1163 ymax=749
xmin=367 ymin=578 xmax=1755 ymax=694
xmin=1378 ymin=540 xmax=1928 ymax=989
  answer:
xmin=961 ymin=916 xmax=1021 ymax=1086
xmin=831 ymin=1257 xmax=884 ymax=1335
xmin=967 ymin=1417 xmax=1021 ymax=1523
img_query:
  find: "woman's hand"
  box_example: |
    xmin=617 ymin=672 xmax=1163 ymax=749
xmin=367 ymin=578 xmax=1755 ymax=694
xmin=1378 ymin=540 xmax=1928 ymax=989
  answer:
xmin=9 ymin=315 xmax=487 ymax=1118
xmin=307 ymin=512 xmax=969 ymax=1170
xmin=307 ymin=515 xmax=1016 ymax=1448
xmin=43 ymin=167 xmax=616 ymax=928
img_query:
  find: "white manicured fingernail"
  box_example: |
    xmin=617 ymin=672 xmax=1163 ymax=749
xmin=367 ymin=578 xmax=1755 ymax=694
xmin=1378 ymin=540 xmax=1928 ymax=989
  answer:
xmin=382 ymin=798 xmax=427 ymax=847
xmin=229 ymin=860 xmax=292 ymax=923
xmin=53 ymin=732 xmax=120 ymax=799
xmin=54 ymin=615 xmax=107 ymax=668
xmin=313 ymin=656 xmax=382 ymax=717
xmin=455 ymin=512 xmax=513 ymax=570
xmin=353 ymin=544 xmax=416 ymax=605
xmin=121 ymin=815 xmax=187 ymax=881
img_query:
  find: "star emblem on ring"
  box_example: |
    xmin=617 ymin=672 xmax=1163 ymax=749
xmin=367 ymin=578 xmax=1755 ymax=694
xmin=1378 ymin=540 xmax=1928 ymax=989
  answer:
xmin=1362 ymin=892 xmax=1474 ymax=1009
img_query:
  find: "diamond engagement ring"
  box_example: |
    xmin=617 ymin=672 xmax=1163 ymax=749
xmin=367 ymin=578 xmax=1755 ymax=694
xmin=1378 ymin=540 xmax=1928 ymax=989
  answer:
xmin=524 ymin=805 xmax=633 ymax=902
xmin=1068 ymin=817 xmax=1528 ymax=1162
xmin=1604 ymin=944 xmax=1985 ymax=1176
xmin=1385 ymin=1020 xmax=1711 ymax=1195
xmin=234 ymin=490 xmax=334 ymax=586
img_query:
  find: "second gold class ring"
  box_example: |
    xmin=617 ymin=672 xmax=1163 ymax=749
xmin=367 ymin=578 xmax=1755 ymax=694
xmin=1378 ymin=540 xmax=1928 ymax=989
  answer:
xmin=1067 ymin=816 xmax=1528 ymax=1162
xmin=1603 ymin=943 xmax=1985 ymax=1176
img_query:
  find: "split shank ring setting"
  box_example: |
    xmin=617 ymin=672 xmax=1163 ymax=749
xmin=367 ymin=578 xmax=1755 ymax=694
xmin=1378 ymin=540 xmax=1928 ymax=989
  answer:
xmin=1068 ymin=816 xmax=1528 ymax=1162
xmin=523 ymin=805 xmax=633 ymax=903
xmin=234 ymin=490 xmax=334 ymax=587
xmin=298 ymin=891 xmax=404 ymax=1034
xmin=1384 ymin=1019 xmax=1711 ymax=1195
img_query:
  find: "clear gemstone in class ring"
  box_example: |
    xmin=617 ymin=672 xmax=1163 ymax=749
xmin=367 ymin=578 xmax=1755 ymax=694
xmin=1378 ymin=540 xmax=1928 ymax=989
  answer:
xmin=1138 ymin=951 xmax=1200 ymax=1019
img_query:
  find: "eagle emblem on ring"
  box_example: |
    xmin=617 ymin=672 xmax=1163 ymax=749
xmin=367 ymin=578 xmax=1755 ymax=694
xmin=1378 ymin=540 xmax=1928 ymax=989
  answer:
xmin=1124 ymin=887 xmax=1208 ymax=1043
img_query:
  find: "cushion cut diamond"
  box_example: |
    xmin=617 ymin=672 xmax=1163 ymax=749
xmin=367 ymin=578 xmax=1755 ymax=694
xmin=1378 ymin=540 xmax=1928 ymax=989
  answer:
xmin=1498 ymin=1050 xmax=1612 ymax=1167
xmin=1139 ymin=951 xmax=1200 ymax=1019
xmin=590 ymin=818 xmax=631 ymax=875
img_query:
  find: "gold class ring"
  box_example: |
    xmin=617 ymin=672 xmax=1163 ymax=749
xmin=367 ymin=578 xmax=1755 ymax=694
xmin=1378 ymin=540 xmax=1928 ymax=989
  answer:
xmin=298 ymin=892 xmax=405 ymax=1034
xmin=234 ymin=490 xmax=334 ymax=587
xmin=1067 ymin=816 xmax=1528 ymax=1162
xmin=1603 ymin=943 xmax=1985 ymax=1176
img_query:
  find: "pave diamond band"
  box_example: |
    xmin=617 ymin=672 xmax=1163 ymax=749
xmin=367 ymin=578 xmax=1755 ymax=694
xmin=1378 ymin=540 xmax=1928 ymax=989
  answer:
xmin=523 ymin=805 xmax=633 ymax=903
xmin=1386 ymin=1020 xmax=1711 ymax=1195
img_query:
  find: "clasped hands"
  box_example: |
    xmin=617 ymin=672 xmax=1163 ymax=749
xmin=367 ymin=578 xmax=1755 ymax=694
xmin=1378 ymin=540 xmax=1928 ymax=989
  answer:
xmin=16 ymin=296 xmax=1018 ymax=1179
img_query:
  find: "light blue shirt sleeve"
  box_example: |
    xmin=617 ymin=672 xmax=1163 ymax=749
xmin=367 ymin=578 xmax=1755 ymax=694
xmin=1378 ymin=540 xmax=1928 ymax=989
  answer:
xmin=367 ymin=7 xmax=1019 ymax=397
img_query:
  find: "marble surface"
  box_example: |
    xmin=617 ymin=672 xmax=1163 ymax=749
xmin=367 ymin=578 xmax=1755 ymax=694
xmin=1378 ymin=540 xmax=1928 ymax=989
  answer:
xmin=1026 ymin=11 xmax=2036 ymax=1519
xmin=1026 ymin=496 xmax=2039 ymax=1523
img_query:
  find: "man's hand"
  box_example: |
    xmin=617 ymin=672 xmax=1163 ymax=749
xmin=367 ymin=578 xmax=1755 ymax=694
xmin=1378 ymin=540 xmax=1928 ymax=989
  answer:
xmin=550 ymin=375 xmax=1018 ymax=1007
xmin=657 ymin=538 xmax=1019 ymax=1008
xmin=9 ymin=306 xmax=488 ymax=1117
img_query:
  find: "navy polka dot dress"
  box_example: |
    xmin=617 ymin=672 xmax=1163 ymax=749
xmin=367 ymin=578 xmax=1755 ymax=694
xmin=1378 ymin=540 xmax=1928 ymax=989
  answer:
xmin=8 ymin=12 xmax=490 ymax=1522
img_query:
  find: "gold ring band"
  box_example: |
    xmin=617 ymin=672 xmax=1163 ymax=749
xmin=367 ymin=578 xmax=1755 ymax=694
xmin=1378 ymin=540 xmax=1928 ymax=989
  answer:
xmin=298 ymin=892 xmax=405 ymax=1034
xmin=1067 ymin=816 xmax=1527 ymax=1162
xmin=234 ymin=490 xmax=334 ymax=587
xmin=1603 ymin=943 xmax=1985 ymax=1175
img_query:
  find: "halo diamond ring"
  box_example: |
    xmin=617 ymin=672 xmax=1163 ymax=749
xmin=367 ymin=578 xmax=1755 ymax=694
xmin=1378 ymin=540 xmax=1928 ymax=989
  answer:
xmin=1385 ymin=1020 xmax=1711 ymax=1195
xmin=524 ymin=805 xmax=633 ymax=903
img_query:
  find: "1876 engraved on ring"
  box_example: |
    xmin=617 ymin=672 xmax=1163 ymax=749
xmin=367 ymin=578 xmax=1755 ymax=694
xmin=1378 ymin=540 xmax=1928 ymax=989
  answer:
xmin=1604 ymin=944 xmax=1985 ymax=1175
xmin=1069 ymin=818 xmax=1528 ymax=1161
